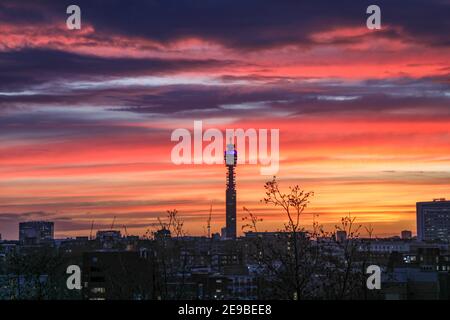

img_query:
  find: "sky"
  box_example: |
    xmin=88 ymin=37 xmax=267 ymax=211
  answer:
xmin=0 ymin=0 xmax=449 ymax=240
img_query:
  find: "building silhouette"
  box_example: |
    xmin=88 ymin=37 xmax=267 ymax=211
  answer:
xmin=401 ymin=230 xmax=412 ymax=240
xmin=224 ymin=141 xmax=237 ymax=239
xmin=19 ymin=221 xmax=54 ymax=245
xmin=335 ymin=230 xmax=347 ymax=243
xmin=417 ymin=199 xmax=450 ymax=242
xmin=82 ymin=251 xmax=154 ymax=300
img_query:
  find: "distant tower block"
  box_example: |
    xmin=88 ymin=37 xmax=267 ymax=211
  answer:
xmin=224 ymin=141 xmax=237 ymax=239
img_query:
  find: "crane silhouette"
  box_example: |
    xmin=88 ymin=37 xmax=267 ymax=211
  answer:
xmin=207 ymin=203 xmax=212 ymax=238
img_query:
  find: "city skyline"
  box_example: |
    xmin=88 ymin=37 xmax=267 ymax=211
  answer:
xmin=2 ymin=197 xmax=446 ymax=241
xmin=1 ymin=0 xmax=450 ymax=240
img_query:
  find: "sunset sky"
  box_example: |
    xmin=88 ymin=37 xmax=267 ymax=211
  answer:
xmin=0 ymin=0 xmax=449 ymax=240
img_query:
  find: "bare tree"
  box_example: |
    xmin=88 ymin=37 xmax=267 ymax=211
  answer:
xmin=4 ymin=248 xmax=79 ymax=300
xmin=242 ymin=177 xmax=322 ymax=299
xmin=244 ymin=177 xmax=375 ymax=300
xmin=151 ymin=209 xmax=188 ymax=299
xmin=242 ymin=207 xmax=262 ymax=233
xmin=319 ymin=214 xmax=375 ymax=299
xmin=262 ymin=176 xmax=314 ymax=234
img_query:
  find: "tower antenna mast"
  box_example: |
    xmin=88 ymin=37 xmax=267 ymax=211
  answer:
xmin=224 ymin=141 xmax=237 ymax=239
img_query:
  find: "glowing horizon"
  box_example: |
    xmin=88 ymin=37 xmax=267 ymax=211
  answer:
xmin=0 ymin=1 xmax=449 ymax=240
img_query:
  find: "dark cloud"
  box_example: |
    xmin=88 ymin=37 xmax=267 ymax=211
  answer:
xmin=0 ymin=199 xmax=194 ymax=211
xmin=1 ymin=73 xmax=448 ymax=123
xmin=0 ymin=48 xmax=237 ymax=90
xmin=1 ymin=0 xmax=448 ymax=49
xmin=0 ymin=211 xmax=52 ymax=221
xmin=0 ymin=2 xmax=48 ymax=24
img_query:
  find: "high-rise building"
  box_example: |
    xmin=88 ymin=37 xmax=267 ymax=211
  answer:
xmin=224 ymin=141 xmax=237 ymax=239
xmin=82 ymin=251 xmax=154 ymax=300
xmin=417 ymin=199 xmax=450 ymax=242
xmin=19 ymin=221 xmax=54 ymax=244
xmin=335 ymin=230 xmax=347 ymax=243
xmin=401 ymin=230 xmax=412 ymax=240
xmin=96 ymin=230 xmax=122 ymax=242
